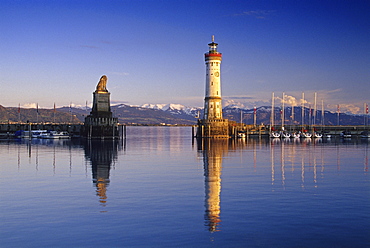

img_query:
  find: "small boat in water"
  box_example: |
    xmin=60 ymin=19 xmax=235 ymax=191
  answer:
xmin=237 ymin=131 xmax=246 ymax=138
xmin=360 ymin=131 xmax=370 ymax=138
xmin=300 ymin=132 xmax=312 ymax=138
xmin=340 ymin=131 xmax=351 ymax=138
xmin=281 ymin=132 xmax=291 ymax=138
xmin=313 ymin=132 xmax=322 ymax=138
xmin=14 ymin=130 xmax=48 ymax=138
xmin=322 ymin=131 xmax=331 ymax=138
xmin=270 ymin=132 xmax=280 ymax=138
xmin=39 ymin=131 xmax=70 ymax=139
xmin=290 ymin=132 xmax=300 ymax=139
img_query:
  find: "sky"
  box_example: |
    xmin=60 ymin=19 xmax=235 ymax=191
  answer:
xmin=1 ymin=0 xmax=369 ymax=114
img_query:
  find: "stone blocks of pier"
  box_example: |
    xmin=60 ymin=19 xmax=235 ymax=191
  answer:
xmin=197 ymin=119 xmax=229 ymax=138
xmin=83 ymin=91 xmax=119 ymax=139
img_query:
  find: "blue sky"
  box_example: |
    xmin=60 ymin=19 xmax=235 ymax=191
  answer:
xmin=1 ymin=0 xmax=369 ymax=114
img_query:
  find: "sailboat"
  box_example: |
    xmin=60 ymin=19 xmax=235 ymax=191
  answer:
xmin=269 ymin=92 xmax=280 ymax=138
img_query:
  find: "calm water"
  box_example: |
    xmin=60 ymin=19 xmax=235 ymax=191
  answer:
xmin=1 ymin=126 xmax=369 ymax=247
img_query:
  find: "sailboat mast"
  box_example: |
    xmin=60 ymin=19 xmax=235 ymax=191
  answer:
xmin=301 ymin=92 xmax=305 ymax=127
xmin=313 ymin=92 xmax=317 ymax=126
xmin=322 ymin=99 xmax=324 ymax=126
xmin=271 ymin=92 xmax=275 ymax=129
xmin=282 ymin=92 xmax=285 ymax=128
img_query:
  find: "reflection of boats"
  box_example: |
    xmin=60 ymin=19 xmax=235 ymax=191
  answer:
xmin=340 ymin=131 xmax=351 ymax=138
xmin=40 ymin=131 xmax=70 ymax=139
xmin=360 ymin=131 xmax=370 ymax=138
xmin=270 ymin=132 xmax=280 ymax=138
xmin=237 ymin=131 xmax=246 ymax=138
xmin=300 ymin=132 xmax=312 ymax=138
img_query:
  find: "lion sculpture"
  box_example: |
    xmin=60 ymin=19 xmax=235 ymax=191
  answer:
xmin=95 ymin=75 xmax=108 ymax=93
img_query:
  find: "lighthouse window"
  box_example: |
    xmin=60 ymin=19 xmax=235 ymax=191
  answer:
xmin=211 ymin=82 xmax=213 ymax=85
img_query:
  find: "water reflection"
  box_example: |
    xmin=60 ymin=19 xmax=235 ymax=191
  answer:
xmin=197 ymin=138 xmax=228 ymax=232
xmin=83 ymin=140 xmax=119 ymax=210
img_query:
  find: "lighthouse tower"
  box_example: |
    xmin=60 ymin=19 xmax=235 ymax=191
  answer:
xmin=204 ymin=35 xmax=223 ymax=119
xmin=197 ymin=36 xmax=229 ymax=138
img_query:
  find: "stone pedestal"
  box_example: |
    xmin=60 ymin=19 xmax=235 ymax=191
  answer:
xmin=92 ymin=92 xmax=111 ymax=114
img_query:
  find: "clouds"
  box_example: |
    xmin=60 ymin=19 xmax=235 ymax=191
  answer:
xmin=22 ymin=103 xmax=38 ymax=109
xmin=232 ymin=10 xmax=275 ymax=19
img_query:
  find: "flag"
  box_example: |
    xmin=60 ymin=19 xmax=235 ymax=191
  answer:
xmin=18 ymin=103 xmax=20 ymax=113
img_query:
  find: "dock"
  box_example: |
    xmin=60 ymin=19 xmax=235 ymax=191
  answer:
xmin=0 ymin=123 xmax=126 ymax=139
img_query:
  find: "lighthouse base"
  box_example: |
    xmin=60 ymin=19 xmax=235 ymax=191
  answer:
xmin=197 ymin=119 xmax=229 ymax=138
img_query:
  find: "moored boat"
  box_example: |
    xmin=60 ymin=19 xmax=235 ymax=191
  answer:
xmin=300 ymin=132 xmax=312 ymax=138
xmin=290 ymin=132 xmax=300 ymax=138
xmin=360 ymin=131 xmax=370 ymax=138
xmin=281 ymin=132 xmax=291 ymax=138
xmin=237 ymin=131 xmax=246 ymax=138
xmin=340 ymin=131 xmax=351 ymax=138
xmin=313 ymin=132 xmax=322 ymax=138
xmin=270 ymin=132 xmax=280 ymax=138
xmin=14 ymin=130 xmax=48 ymax=138
xmin=40 ymin=131 xmax=70 ymax=139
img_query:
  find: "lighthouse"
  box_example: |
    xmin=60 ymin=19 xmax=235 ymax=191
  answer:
xmin=204 ymin=35 xmax=223 ymax=119
xmin=197 ymin=36 xmax=229 ymax=138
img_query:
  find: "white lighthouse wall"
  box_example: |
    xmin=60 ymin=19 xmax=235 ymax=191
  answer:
xmin=205 ymin=60 xmax=221 ymax=98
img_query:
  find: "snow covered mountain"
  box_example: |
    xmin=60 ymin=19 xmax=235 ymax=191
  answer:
xmin=140 ymin=103 xmax=203 ymax=120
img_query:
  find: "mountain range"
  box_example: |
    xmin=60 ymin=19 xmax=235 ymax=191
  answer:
xmin=0 ymin=104 xmax=367 ymax=126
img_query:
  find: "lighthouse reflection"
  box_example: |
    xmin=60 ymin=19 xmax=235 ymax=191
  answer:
xmin=83 ymin=140 xmax=119 ymax=210
xmin=198 ymin=138 xmax=228 ymax=232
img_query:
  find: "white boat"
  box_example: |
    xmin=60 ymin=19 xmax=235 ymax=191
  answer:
xmin=360 ymin=131 xmax=370 ymax=138
xmin=40 ymin=131 xmax=70 ymax=139
xmin=300 ymin=132 xmax=312 ymax=138
xmin=281 ymin=132 xmax=291 ymax=138
xmin=15 ymin=130 xmax=48 ymax=138
xmin=237 ymin=131 xmax=246 ymax=138
xmin=313 ymin=132 xmax=322 ymax=138
xmin=290 ymin=133 xmax=300 ymax=139
xmin=340 ymin=131 xmax=351 ymax=138
xmin=270 ymin=132 xmax=280 ymax=138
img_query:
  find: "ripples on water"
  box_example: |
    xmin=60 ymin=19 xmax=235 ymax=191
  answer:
xmin=1 ymin=127 xmax=369 ymax=247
